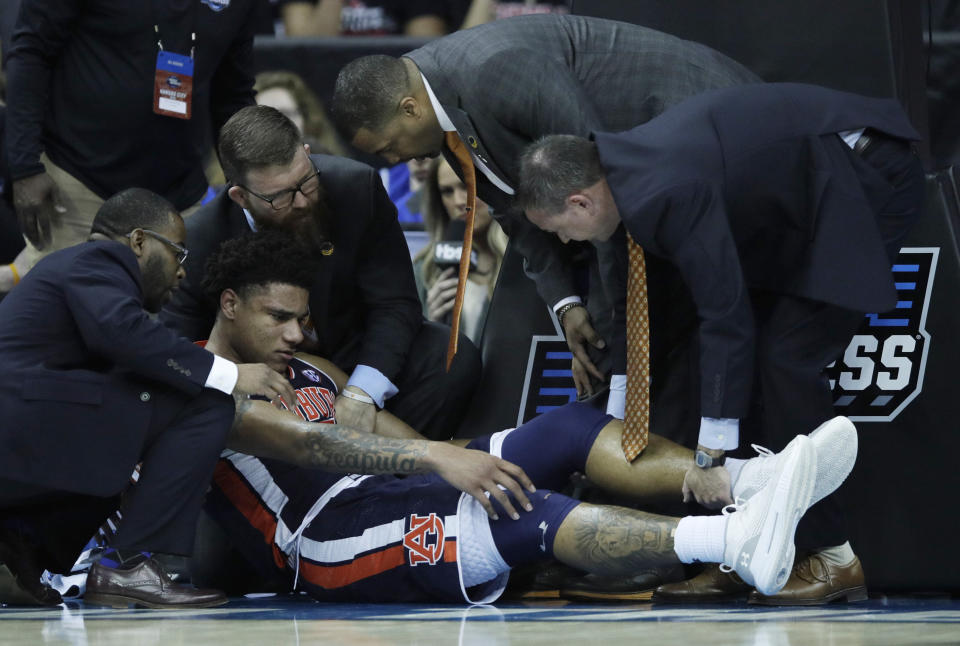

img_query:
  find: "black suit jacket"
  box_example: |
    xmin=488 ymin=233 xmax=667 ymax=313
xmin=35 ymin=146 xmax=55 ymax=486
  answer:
xmin=162 ymin=154 xmax=422 ymax=383
xmin=0 ymin=241 xmax=216 ymax=496
xmin=596 ymin=83 xmax=920 ymax=419
xmin=406 ymin=14 xmax=760 ymax=372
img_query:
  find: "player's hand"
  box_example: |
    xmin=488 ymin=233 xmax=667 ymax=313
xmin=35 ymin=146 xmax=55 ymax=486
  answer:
xmin=334 ymin=387 xmax=377 ymax=433
xmin=234 ymin=363 xmax=297 ymax=410
xmin=428 ymin=442 xmax=536 ymax=521
xmin=13 ymin=173 xmax=66 ymax=250
xmin=562 ymin=305 xmax=605 ymax=383
xmin=425 ymin=267 xmax=459 ymax=322
xmin=682 ymin=464 xmax=733 ymax=510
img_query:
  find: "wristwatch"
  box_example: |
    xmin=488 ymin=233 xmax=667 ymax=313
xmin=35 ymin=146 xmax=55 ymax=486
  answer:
xmin=695 ymin=449 xmax=726 ymax=469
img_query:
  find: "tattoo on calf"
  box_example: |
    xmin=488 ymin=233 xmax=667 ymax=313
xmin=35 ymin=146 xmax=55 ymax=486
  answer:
xmin=572 ymin=505 xmax=678 ymax=575
xmin=301 ymin=425 xmax=427 ymax=474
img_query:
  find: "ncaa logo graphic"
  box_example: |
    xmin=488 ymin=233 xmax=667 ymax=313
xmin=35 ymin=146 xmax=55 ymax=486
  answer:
xmin=517 ymin=248 xmax=939 ymax=426
xmin=825 ymin=247 xmax=939 ymax=422
xmin=403 ymin=513 xmax=445 ymax=566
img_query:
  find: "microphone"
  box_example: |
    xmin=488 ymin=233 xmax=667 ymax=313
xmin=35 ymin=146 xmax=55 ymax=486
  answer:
xmin=433 ymin=219 xmax=478 ymax=272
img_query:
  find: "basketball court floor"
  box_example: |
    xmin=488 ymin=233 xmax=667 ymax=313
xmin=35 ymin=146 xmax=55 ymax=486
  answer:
xmin=2 ymin=595 xmax=959 ymax=645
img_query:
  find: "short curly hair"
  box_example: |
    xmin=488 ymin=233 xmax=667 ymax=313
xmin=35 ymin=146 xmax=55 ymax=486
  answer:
xmin=201 ymin=231 xmax=318 ymax=306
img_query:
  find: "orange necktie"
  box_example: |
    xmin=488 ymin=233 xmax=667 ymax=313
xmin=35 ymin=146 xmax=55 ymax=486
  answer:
xmin=443 ymin=131 xmax=477 ymax=371
xmin=622 ymin=234 xmax=651 ymax=461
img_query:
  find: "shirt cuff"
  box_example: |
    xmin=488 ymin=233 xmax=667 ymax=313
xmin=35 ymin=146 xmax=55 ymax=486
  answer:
xmin=605 ymin=373 xmax=626 ymax=419
xmin=205 ymin=355 xmax=239 ymax=395
xmin=552 ymin=295 xmax=582 ymax=313
xmin=347 ymin=365 xmax=399 ymax=408
xmin=698 ymin=417 xmax=739 ymax=451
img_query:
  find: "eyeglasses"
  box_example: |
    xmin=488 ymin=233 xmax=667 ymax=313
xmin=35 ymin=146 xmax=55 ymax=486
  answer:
xmin=126 ymin=229 xmax=189 ymax=265
xmin=239 ymin=160 xmax=322 ymax=211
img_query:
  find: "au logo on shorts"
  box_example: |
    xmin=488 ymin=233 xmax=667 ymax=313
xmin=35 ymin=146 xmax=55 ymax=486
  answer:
xmin=403 ymin=513 xmax=445 ymax=566
xmin=825 ymin=247 xmax=939 ymax=422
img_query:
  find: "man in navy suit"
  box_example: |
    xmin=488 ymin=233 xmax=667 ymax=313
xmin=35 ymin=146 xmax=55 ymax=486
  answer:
xmin=518 ymin=83 xmax=925 ymax=605
xmin=0 ymin=188 xmax=295 ymax=607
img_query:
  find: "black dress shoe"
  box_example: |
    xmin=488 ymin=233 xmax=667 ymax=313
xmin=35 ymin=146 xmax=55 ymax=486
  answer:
xmin=503 ymin=560 xmax=586 ymax=599
xmin=0 ymin=529 xmax=62 ymax=606
xmin=85 ymin=557 xmax=227 ymax=609
xmin=560 ymin=564 xmax=686 ymax=602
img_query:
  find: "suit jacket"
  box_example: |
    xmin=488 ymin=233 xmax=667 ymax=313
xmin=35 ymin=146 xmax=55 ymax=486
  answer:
xmin=595 ymin=82 xmax=921 ymax=419
xmin=406 ymin=13 xmax=760 ymax=372
xmin=162 ymin=154 xmax=422 ymax=382
xmin=0 ymin=241 xmax=216 ymax=496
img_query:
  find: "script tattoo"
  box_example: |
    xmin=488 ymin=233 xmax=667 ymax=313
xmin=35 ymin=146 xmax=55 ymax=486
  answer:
xmin=301 ymin=425 xmax=428 ymax=474
xmin=572 ymin=504 xmax=678 ymax=575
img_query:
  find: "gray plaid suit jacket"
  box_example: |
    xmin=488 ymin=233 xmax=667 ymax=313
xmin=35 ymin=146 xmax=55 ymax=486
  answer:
xmin=406 ymin=14 xmax=759 ymax=373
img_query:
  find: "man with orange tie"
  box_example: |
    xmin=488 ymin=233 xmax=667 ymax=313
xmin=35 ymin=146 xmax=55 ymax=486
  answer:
xmin=161 ymin=105 xmax=480 ymax=441
xmin=518 ymin=83 xmax=924 ymax=605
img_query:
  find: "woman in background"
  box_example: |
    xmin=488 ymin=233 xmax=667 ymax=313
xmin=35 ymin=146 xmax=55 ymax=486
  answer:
xmin=413 ymin=158 xmax=507 ymax=343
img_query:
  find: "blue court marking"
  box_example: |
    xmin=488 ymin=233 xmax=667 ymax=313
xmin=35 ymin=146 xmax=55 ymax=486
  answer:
xmin=2 ymin=597 xmax=960 ymax=623
xmin=895 ymin=282 xmax=916 ymax=290
xmin=541 ymin=369 xmax=573 ymax=378
xmin=892 ymin=264 xmax=920 ymax=272
xmin=895 ymin=301 xmax=913 ymax=309
xmin=545 ymin=352 xmax=573 ymax=360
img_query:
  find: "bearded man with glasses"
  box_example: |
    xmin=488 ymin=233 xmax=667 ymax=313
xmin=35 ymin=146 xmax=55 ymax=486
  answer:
xmin=162 ymin=105 xmax=480 ymax=442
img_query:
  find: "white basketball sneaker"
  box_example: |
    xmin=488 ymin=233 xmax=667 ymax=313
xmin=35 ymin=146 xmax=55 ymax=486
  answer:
xmin=721 ymin=434 xmax=816 ymax=596
xmin=732 ymin=416 xmax=858 ymax=507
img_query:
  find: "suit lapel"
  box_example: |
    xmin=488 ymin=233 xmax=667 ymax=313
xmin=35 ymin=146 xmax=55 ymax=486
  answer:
xmin=444 ymin=106 xmax=514 ymax=194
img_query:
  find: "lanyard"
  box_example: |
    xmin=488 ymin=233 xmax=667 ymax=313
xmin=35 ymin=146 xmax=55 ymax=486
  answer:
xmin=151 ymin=0 xmax=199 ymax=59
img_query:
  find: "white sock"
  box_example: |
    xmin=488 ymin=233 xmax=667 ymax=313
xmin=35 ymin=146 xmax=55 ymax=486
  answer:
xmin=816 ymin=541 xmax=856 ymax=566
xmin=673 ymin=515 xmax=728 ymax=564
xmin=725 ymin=458 xmax=746 ymax=492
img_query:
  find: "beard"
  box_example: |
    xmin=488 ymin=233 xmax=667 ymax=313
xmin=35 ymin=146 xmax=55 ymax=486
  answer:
xmin=257 ymin=187 xmax=334 ymax=253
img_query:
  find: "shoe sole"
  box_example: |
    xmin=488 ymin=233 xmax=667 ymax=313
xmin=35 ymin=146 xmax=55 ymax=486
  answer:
xmin=561 ymin=589 xmax=654 ymax=602
xmin=748 ymin=585 xmax=868 ymax=606
xmin=651 ymin=591 xmax=749 ymax=603
xmin=505 ymin=589 xmax=561 ymax=600
xmin=747 ymin=438 xmax=816 ymax=597
xmin=808 ymin=416 xmax=858 ymax=506
xmin=84 ymin=592 xmax=229 ymax=609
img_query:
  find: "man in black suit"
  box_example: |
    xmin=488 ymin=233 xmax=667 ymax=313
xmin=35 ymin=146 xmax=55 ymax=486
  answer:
xmin=330 ymin=14 xmax=759 ymax=425
xmin=518 ymin=83 xmax=925 ymax=605
xmin=0 ymin=188 xmax=295 ymax=607
xmin=161 ymin=106 xmax=479 ymax=441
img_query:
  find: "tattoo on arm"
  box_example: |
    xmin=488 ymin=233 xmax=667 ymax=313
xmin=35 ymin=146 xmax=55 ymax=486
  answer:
xmin=231 ymin=394 xmax=254 ymax=430
xmin=571 ymin=504 xmax=678 ymax=575
xmin=301 ymin=424 xmax=429 ymax=474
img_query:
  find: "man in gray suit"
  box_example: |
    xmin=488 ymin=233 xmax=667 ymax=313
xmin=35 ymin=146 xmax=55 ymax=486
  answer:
xmin=330 ymin=13 xmax=759 ymax=599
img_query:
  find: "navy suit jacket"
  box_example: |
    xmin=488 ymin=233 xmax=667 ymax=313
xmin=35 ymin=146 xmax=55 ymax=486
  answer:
xmin=0 ymin=241 xmax=217 ymax=496
xmin=595 ymin=83 xmax=920 ymax=419
xmin=161 ymin=154 xmax=422 ymax=383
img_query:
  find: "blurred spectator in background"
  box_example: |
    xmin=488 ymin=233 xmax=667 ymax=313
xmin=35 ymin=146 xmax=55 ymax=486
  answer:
xmin=413 ymin=157 xmax=506 ymax=343
xmin=382 ymin=157 xmax=430 ymax=228
xmin=1 ymin=69 xmax=26 ymax=275
xmin=928 ymin=0 xmax=960 ymax=169
xmin=255 ymin=70 xmax=347 ymax=156
xmin=280 ymin=0 xmax=448 ymax=37
xmin=458 ymin=0 xmax=570 ymax=30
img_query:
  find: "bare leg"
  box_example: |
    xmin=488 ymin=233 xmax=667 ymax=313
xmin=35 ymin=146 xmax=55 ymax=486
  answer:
xmin=552 ymin=502 xmax=681 ymax=576
xmin=584 ymin=421 xmax=691 ymax=504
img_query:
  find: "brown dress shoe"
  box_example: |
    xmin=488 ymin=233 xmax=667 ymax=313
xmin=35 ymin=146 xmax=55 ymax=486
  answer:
xmin=85 ymin=557 xmax=227 ymax=609
xmin=748 ymin=553 xmax=867 ymax=606
xmin=652 ymin=564 xmax=752 ymax=602
xmin=561 ymin=564 xmax=685 ymax=602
